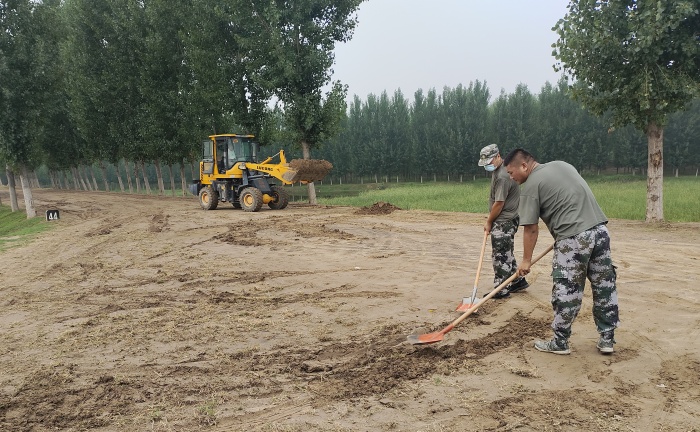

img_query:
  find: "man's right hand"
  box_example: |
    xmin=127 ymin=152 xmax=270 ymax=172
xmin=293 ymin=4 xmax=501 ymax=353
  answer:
xmin=517 ymin=258 xmax=532 ymax=276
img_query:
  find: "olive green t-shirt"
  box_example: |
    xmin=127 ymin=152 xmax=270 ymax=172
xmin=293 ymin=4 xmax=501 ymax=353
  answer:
xmin=490 ymin=164 xmax=520 ymax=223
xmin=518 ymin=161 xmax=608 ymax=240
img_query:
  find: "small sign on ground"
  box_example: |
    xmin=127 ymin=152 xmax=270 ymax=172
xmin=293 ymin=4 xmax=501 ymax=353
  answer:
xmin=46 ymin=210 xmax=60 ymax=221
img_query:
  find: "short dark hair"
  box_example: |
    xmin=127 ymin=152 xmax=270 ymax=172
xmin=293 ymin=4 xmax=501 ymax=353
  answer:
xmin=503 ymin=148 xmax=536 ymax=166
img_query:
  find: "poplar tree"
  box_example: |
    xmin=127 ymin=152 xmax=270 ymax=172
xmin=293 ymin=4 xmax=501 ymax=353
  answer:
xmin=252 ymin=0 xmax=363 ymax=204
xmin=553 ymin=0 xmax=700 ymax=221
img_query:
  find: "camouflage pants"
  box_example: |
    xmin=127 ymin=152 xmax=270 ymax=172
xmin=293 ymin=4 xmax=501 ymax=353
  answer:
xmin=491 ymin=217 xmax=522 ymax=288
xmin=550 ymin=224 xmax=620 ymax=343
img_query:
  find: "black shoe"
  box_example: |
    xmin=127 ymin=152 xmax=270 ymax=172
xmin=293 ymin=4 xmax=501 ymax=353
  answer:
xmin=508 ymin=278 xmax=530 ymax=293
xmin=487 ymin=288 xmax=510 ymax=299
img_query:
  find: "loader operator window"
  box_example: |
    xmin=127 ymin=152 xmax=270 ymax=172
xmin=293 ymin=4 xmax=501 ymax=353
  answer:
xmin=231 ymin=138 xmax=256 ymax=162
xmin=216 ymin=140 xmax=228 ymax=173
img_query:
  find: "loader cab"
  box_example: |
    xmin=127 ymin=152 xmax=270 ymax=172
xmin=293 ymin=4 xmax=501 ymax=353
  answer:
xmin=205 ymin=134 xmax=258 ymax=174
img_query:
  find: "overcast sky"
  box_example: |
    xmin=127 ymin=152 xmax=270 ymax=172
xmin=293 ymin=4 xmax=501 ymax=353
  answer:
xmin=330 ymin=1 xmax=570 ymax=103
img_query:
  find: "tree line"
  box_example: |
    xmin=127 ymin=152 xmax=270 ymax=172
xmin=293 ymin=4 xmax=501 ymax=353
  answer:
xmin=1 ymin=0 xmax=362 ymax=214
xmin=2 ymin=1 xmax=698 ymax=219
xmin=312 ymin=80 xmax=700 ymax=181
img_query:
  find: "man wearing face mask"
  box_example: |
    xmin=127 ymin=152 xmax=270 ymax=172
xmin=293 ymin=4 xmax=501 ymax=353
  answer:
xmin=478 ymin=144 xmax=529 ymax=299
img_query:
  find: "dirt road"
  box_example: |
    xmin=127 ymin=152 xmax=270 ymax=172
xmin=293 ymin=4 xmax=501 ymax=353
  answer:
xmin=1 ymin=188 xmax=698 ymax=431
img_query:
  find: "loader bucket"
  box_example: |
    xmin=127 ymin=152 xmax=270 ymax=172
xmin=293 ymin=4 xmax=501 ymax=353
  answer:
xmin=283 ymin=159 xmax=333 ymax=183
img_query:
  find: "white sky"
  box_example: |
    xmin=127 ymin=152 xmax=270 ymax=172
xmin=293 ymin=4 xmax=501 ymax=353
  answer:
xmin=330 ymin=0 xmax=570 ymax=103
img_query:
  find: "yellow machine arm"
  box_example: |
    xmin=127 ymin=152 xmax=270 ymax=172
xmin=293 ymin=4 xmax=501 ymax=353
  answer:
xmin=245 ymin=150 xmax=332 ymax=184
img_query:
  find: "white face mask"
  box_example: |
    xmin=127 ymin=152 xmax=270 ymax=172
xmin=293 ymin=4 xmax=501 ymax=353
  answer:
xmin=484 ymin=164 xmax=496 ymax=172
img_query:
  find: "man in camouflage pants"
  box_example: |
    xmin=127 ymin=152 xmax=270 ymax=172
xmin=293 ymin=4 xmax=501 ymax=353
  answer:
xmin=478 ymin=144 xmax=529 ymax=299
xmin=504 ymin=148 xmax=620 ymax=355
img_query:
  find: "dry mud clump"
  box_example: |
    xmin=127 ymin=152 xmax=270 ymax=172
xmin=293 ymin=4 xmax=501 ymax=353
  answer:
xmin=355 ymin=201 xmax=401 ymax=215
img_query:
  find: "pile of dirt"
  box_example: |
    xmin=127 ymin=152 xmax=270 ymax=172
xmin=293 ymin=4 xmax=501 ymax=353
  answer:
xmin=286 ymin=159 xmax=333 ymax=183
xmin=306 ymin=312 xmax=550 ymax=400
xmin=355 ymin=201 xmax=401 ymax=215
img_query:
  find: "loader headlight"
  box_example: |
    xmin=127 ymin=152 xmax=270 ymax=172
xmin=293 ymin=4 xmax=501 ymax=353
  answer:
xmin=239 ymin=163 xmax=246 ymax=169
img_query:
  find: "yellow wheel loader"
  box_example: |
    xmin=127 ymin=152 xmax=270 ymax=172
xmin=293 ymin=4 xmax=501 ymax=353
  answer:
xmin=189 ymin=134 xmax=332 ymax=212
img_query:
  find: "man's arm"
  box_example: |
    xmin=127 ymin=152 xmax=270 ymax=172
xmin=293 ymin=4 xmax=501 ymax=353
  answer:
xmin=484 ymin=201 xmax=505 ymax=233
xmin=517 ymin=223 xmax=539 ymax=276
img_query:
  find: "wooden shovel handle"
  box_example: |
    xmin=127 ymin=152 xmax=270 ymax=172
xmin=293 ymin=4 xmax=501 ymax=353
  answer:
xmin=473 ymin=231 xmax=489 ymax=288
xmin=449 ymin=244 xmax=554 ymax=331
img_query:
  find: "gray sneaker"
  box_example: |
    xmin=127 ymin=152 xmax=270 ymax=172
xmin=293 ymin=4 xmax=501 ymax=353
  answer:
xmin=534 ymin=339 xmax=571 ymax=355
xmin=597 ymin=334 xmax=615 ymax=354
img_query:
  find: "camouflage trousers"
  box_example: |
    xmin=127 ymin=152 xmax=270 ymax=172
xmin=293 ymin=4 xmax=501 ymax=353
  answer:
xmin=550 ymin=223 xmax=620 ymax=343
xmin=491 ymin=216 xmax=523 ymax=288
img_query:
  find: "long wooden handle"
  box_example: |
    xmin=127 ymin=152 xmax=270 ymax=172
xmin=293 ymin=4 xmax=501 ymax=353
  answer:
xmin=447 ymin=244 xmax=554 ymax=332
xmin=473 ymin=231 xmax=488 ymax=288
xmin=466 ymin=231 xmax=489 ymax=304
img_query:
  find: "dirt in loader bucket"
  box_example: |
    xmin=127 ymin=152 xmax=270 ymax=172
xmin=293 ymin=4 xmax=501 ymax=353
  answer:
xmin=283 ymin=159 xmax=333 ymax=183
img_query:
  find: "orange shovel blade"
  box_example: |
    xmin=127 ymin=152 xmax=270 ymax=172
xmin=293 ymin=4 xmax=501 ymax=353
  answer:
xmin=455 ymin=301 xmax=477 ymax=312
xmin=407 ymin=324 xmax=455 ymax=345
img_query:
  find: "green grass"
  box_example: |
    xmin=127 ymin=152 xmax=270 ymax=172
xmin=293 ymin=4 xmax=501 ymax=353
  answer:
xmin=588 ymin=176 xmax=700 ymax=222
xmin=316 ymin=176 xmax=700 ymax=222
xmin=0 ymin=205 xmax=55 ymax=251
xmin=319 ymin=181 xmax=491 ymax=213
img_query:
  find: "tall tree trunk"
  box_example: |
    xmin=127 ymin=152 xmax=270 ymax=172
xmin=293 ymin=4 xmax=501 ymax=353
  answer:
xmin=79 ymin=166 xmax=91 ymax=190
xmin=6 ymin=166 xmax=19 ymax=211
xmin=84 ymin=166 xmax=93 ymax=190
xmin=71 ymin=167 xmax=82 ymax=190
xmin=31 ymin=170 xmax=39 ymax=188
xmin=70 ymin=167 xmax=78 ymax=190
xmin=139 ymin=160 xmax=152 ymax=194
xmin=645 ymin=122 xmax=663 ymax=222
xmin=89 ymin=165 xmax=99 ymax=191
xmin=180 ymin=160 xmax=188 ymax=197
xmin=19 ymin=166 xmax=36 ymax=218
xmin=154 ymin=158 xmax=165 ymax=195
xmin=168 ymin=164 xmax=175 ymax=197
xmin=115 ymin=162 xmax=125 ymax=192
xmin=133 ymin=161 xmax=141 ymax=194
xmin=125 ymin=160 xmax=133 ymax=193
xmin=99 ymin=160 xmax=110 ymax=191
xmin=301 ymin=140 xmax=318 ymax=205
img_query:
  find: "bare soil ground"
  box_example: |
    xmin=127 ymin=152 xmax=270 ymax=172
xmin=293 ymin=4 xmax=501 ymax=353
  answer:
xmin=0 ymin=188 xmax=699 ymax=432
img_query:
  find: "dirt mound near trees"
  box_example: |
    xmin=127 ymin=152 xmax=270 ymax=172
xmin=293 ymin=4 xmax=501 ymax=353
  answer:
xmin=355 ymin=201 xmax=401 ymax=215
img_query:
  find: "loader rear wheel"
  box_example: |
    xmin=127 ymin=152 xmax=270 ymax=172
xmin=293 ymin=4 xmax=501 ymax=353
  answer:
xmin=199 ymin=186 xmax=219 ymax=210
xmin=239 ymin=187 xmax=263 ymax=212
xmin=268 ymin=185 xmax=289 ymax=210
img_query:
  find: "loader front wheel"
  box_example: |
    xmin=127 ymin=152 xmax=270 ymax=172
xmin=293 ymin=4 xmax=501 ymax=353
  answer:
xmin=199 ymin=186 xmax=219 ymax=210
xmin=268 ymin=185 xmax=289 ymax=210
xmin=239 ymin=187 xmax=263 ymax=212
